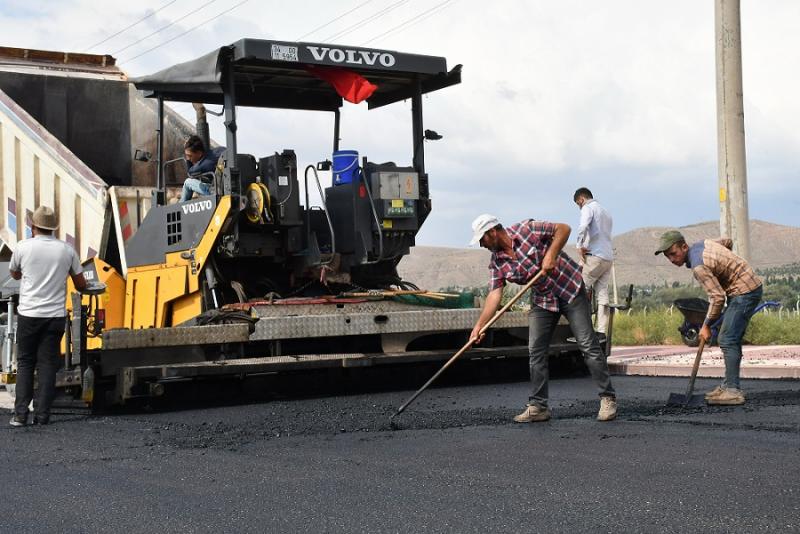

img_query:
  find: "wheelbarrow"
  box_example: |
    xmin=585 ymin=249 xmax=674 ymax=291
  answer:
xmin=674 ymin=297 xmax=781 ymax=347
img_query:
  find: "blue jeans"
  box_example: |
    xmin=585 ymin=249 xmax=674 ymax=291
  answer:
xmin=528 ymin=288 xmax=615 ymax=408
xmin=718 ymin=286 xmax=763 ymax=389
xmin=180 ymin=178 xmax=211 ymax=202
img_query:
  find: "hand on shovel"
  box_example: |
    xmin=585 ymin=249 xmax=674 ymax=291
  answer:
xmin=699 ymin=323 xmax=712 ymax=344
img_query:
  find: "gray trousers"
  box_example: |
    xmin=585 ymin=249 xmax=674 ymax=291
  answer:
xmin=14 ymin=315 xmax=65 ymax=419
xmin=528 ymin=289 xmax=615 ymax=408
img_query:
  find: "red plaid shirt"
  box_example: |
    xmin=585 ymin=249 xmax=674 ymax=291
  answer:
xmin=488 ymin=219 xmax=584 ymax=312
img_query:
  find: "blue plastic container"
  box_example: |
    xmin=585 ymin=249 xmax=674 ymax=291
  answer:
xmin=332 ymin=150 xmax=359 ymax=186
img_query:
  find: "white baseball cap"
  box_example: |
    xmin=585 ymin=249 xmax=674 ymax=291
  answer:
xmin=469 ymin=214 xmax=500 ymax=245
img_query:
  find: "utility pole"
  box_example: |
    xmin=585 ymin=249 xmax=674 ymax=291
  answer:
xmin=715 ymin=0 xmax=750 ymax=261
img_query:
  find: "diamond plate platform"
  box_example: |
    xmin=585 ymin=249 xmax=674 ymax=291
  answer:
xmin=250 ymin=308 xmax=529 ymax=341
xmin=102 ymin=324 xmax=250 ymax=350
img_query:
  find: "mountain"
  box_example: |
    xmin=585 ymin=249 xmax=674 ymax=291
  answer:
xmin=611 ymin=220 xmax=800 ymax=286
xmin=397 ymin=245 xmax=492 ymax=291
xmin=397 ymin=220 xmax=800 ymax=290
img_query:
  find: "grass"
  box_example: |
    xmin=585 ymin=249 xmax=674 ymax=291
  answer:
xmin=611 ymin=308 xmax=800 ymax=346
xmin=611 ymin=310 xmax=684 ymax=345
xmin=745 ymin=311 xmax=800 ymax=345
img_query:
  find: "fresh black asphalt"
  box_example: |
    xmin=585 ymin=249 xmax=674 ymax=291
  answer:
xmin=1 ymin=372 xmax=798 ymax=533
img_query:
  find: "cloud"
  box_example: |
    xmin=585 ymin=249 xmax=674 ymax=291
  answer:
xmin=0 ymin=0 xmax=797 ymax=247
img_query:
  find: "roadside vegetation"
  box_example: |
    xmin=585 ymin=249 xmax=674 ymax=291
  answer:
xmin=610 ymin=309 xmax=800 ymax=346
xmin=444 ymin=265 xmax=800 ymax=346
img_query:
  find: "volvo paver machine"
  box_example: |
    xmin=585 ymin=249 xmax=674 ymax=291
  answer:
xmin=65 ymin=39 xmax=527 ymax=405
xmin=60 ymin=39 xmax=550 ymax=407
xmin=123 ymin=39 xmax=462 ymax=325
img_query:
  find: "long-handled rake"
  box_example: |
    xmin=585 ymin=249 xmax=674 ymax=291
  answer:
xmin=390 ymin=270 xmax=546 ymax=423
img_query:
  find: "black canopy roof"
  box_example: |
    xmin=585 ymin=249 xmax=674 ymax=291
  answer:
xmin=130 ymin=39 xmax=461 ymax=111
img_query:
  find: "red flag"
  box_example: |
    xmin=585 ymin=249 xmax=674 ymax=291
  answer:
xmin=306 ymin=65 xmax=378 ymax=104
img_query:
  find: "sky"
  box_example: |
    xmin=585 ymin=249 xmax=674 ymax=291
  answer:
xmin=0 ymin=0 xmax=798 ymax=247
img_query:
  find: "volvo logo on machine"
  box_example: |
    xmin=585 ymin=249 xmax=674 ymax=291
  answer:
xmin=306 ymin=46 xmax=396 ymax=67
xmin=182 ymin=199 xmax=213 ymax=215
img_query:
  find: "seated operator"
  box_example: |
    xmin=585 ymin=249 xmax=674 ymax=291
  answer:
xmin=180 ymin=135 xmax=226 ymax=202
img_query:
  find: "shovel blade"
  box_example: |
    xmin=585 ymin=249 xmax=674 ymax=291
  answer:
xmin=667 ymin=393 xmax=705 ymax=408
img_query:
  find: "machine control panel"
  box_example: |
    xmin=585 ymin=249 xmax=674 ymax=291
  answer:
xmin=371 ymin=171 xmax=419 ymax=200
xmin=384 ymin=199 xmax=415 ymax=217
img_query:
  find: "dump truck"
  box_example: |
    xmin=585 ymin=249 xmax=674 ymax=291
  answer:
xmin=0 ymin=40 xmax=598 ymax=409
xmin=0 ymin=46 xmax=197 ymax=397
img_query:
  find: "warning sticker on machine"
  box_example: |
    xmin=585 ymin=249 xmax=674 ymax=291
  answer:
xmin=271 ymin=44 xmax=299 ymax=62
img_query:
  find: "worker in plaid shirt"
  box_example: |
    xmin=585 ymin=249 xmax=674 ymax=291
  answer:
xmin=468 ymin=214 xmax=617 ymax=423
xmin=656 ymin=230 xmax=763 ymax=406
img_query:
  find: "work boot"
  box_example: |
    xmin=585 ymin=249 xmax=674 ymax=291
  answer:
xmin=597 ymin=396 xmax=617 ymax=421
xmin=9 ymin=414 xmax=27 ymax=427
xmin=704 ymin=386 xmax=725 ymax=400
xmin=707 ymin=388 xmax=745 ymax=406
xmin=513 ymin=405 xmax=551 ymax=423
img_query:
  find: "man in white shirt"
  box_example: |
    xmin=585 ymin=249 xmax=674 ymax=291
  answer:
xmin=574 ymin=188 xmax=614 ymax=337
xmin=8 ymin=206 xmax=86 ymax=427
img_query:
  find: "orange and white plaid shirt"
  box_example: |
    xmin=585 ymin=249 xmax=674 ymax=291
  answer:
xmin=686 ymin=238 xmax=762 ymax=322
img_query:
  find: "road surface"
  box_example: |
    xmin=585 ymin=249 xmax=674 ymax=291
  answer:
xmin=1 ymin=369 xmax=798 ymax=533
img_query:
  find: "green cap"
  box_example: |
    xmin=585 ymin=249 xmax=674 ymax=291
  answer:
xmin=654 ymin=230 xmax=685 ymax=255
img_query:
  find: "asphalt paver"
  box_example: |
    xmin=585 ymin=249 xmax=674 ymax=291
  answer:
xmin=1 ymin=375 xmax=798 ymax=533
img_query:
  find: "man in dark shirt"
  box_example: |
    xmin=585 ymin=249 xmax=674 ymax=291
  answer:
xmin=469 ymin=214 xmax=617 ymax=423
xmin=180 ymin=135 xmax=225 ymax=202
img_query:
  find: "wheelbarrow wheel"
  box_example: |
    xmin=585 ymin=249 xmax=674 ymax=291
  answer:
xmin=682 ymin=327 xmax=700 ymax=347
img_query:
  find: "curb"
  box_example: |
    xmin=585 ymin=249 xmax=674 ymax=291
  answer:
xmin=609 ymin=345 xmax=800 ymax=379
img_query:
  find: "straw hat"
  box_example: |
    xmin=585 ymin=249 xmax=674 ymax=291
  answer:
xmin=32 ymin=206 xmax=58 ymax=231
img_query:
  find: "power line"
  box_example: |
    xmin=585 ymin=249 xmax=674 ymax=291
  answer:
xmin=118 ymin=0 xmax=248 ymax=66
xmin=360 ymin=0 xmax=456 ymax=46
xmin=323 ymin=0 xmax=412 ymax=43
xmin=119 ymin=0 xmax=251 ymax=65
xmin=111 ymin=0 xmax=220 ymax=57
xmin=296 ymin=0 xmax=378 ymax=41
xmin=82 ymin=0 xmax=178 ymax=52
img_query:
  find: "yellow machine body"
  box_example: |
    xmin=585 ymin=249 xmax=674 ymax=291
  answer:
xmin=65 ymin=257 xmax=126 ymax=350
xmin=123 ymin=196 xmax=231 ymax=329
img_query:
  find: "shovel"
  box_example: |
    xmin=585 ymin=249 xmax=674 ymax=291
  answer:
xmin=390 ymin=270 xmax=546 ymax=423
xmin=667 ymin=338 xmax=707 ymax=408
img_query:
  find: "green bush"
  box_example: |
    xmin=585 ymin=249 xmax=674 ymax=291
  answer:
xmin=745 ymin=312 xmax=800 ymax=345
xmin=611 ymin=310 xmax=684 ymax=345
xmin=450 ymin=281 xmax=800 ymax=346
xmin=611 ymin=308 xmax=800 ymax=346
